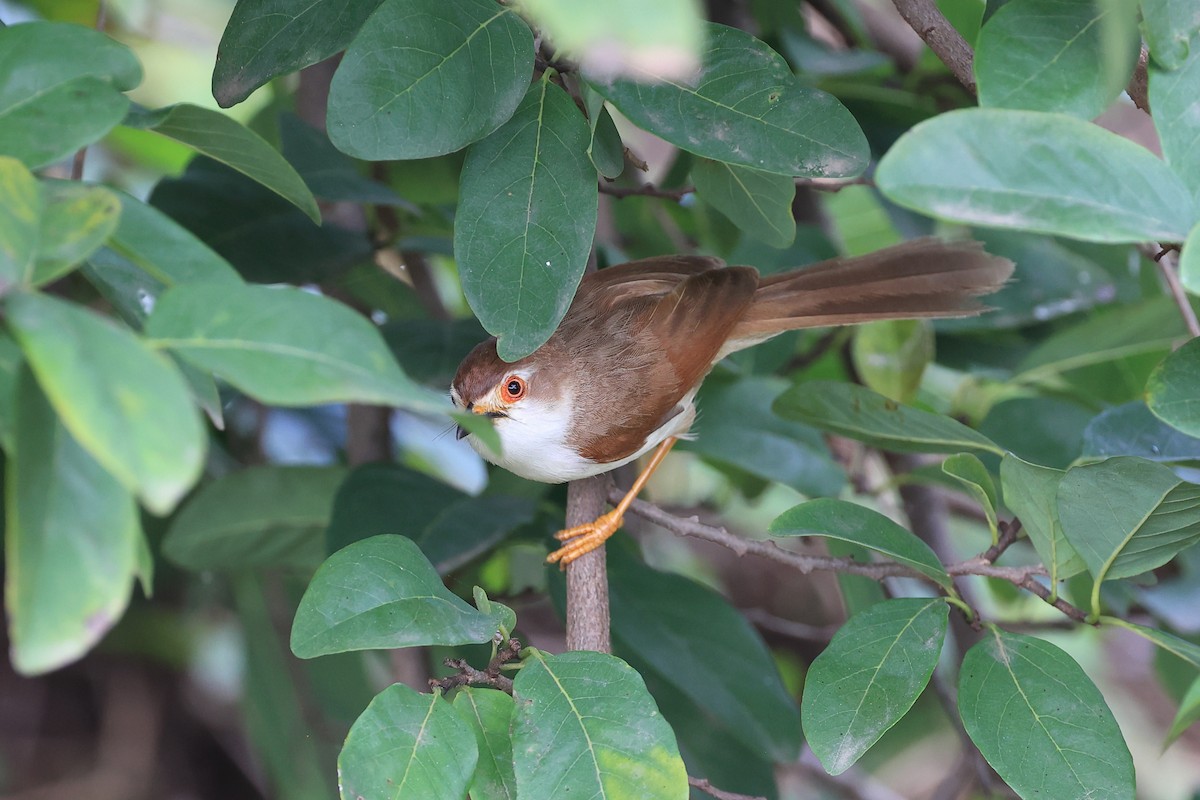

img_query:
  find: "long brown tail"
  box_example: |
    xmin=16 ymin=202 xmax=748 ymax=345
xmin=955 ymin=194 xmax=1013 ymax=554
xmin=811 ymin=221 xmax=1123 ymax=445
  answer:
xmin=727 ymin=238 xmax=1014 ymax=349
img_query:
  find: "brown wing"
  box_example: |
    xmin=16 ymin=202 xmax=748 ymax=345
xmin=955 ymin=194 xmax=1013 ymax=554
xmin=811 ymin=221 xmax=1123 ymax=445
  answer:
xmin=580 ymin=254 xmax=727 ymax=309
xmin=564 ymin=259 xmax=759 ymax=463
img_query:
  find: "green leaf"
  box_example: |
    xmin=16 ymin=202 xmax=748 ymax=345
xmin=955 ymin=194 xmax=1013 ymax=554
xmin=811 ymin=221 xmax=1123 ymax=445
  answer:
xmin=1140 ymin=0 xmax=1200 ymax=69
xmin=942 ymin=453 xmax=999 ymax=541
xmin=455 ymin=80 xmax=598 ymax=361
xmin=1182 ymin=221 xmax=1200 ymax=294
xmin=7 ymin=291 xmax=205 ymax=514
xmin=803 ymin=598 xmax=947 ymax=775
xmin=339 ymin=684 xmax=477 ymax=800
xmin=130 ymin=104 xmax=319 ymax=223
xmin=850 ymin=319 xmax=932 ymax=403
xmin=6 ymin=369 xmax=140 ymax=675
xmin=959 ymin=628 xmax=1135 ymax=800
xmin=517 ymin=0 xmax=704 ymax=80
xmin=608 ymin=547 xmax=802 ymax=762
xmin=512 ymin=651 xmax=688 ymax=800
xmin=31 ymin=182 xmax=121 ymax=286
xmin=1164 ymin=674 xmax=1200 ymax=748
xmin=212 ymin=0 xmax=387 ymax=107
xmin=327 ymin=463 xmax=535 ymax=572
xmin=327 ymin=0 xmax=533 ymax=160
xmin=146 ymin=282 xmax=443 ymax=411
xmin=587 ymin=103 xmax=624 ymax=180
xmin=876 ymin=108 xmax=1197 ymax=243
xmin=1150 ymin=35 xmax=1200 ymax=200
xmin=453 ymin=688 xmax=517 ymax=800
xmin=163 ymin=466 xmax=347 ymax=571
xmin=981 ymin=396 xmax=1092 ymax=470
xmin=769 ymin=498 xmax=952 ymax=589
xmin=589 ymin=23 xmax=868 ymax=178
xmin=683 ymin=375 xmax=845 ymax=498
xmin=1147 ymin=337 xmax=1200 ymax=437
xmin=278 ymin=114 xmax=414 ymax=208
xmin=0 ymin=156 xmax=41 ymax=292
xmin=1057 ymin=457 xmax=1200 ymax=591
xmin=975 ymin=0 xmax=1139 ymax=120
xmin=773 ymin=380 xmax=1004 ymax=456
xmin=106 ymin=191 xmax=242 ymax=287
xmin=290 ymin=535 xmax=503 ymax=658
xmin=0 ymin=22 xmax=140 ymax=168
xmin=1000 ymin=454 xmax=1086 ymax=581
xmin=691 ymin=159 xmax=796 ymax=248
xmin=1083 ymin=401 xmax=1200 ymax=462
xmin=0 ymin=332 xmax=22 ymax=450
xmin=1100 ymin=617 xmax=1200 ymax=669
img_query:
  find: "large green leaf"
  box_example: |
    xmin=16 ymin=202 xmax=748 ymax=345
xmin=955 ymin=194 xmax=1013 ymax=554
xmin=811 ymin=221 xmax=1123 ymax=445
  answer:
xmin=1150 ymin=35 xmax=1200 ymax=200
xmin=327 ymin=0 xmax=533 ymax=160
xmin=608 ymin=548 xmax=802 ymax=762
xmin=31 ymin=182 xmax=121 ymax=286
xmin=512 ymin=651 xmax=688 ymax=800
xmin=802 ymin=598 xmax=947 ymax=775
xmin=683 ymin=375 xmax=845 ymax=498
xmin=1146 ymin=337 xmax=1200 ymax=438
xmin=7 ymin=291 xmax=205 ymax=514
xmin=773 ymin=380 xmax=1004 ymax=456
xmin=163 ymin=467 xmax=347 ymax=571
xmin=959 ymin=628 xmax=1135 ymax=800
xmin=339 ymin=684 xmax=477 ymax=800
xmin=975 ymin=0 xmax=1138 ymax=119
xmin=1057 ymin=457 xmax=1200 ymax=588
xmin=455 ymin=79 xmax=597 ymax=361
xmin=770 ymin=498 xmax=952 ymax=589
xmin=129 ymin=104 xmax=319 ymax=223
xmin=212 ymin=0 xmax=387 ymax=107
xmin=145 ymin=282 xmax=443 ymax=411
xmin=1000 ymin=454 xmax=1086 ymax=581
xmin=106 ymin=191 xmax=242 ymax=287
xmin=0 ymin=157 xmax=41 ymax=292
xmin=453 ymin=688 xmax=517 ymax=800
xmin=691 ymin=159 xmax=796 ymax=248
xmin=0 ymin=22 xmax=140 ymax=168
xmin=6 ymin=369 xmax=140 ymax=675
xmin=290 ymin=535 xmax=502 ymax=658
xmin=1140 ymin=0 xmax=1200 ymax=69
xmin=876 ymin=108 xmax=1197 ymax=243
xmin=590 ymin=23 xmax=867 ymax=178
xmin=1083 ymin=401 xmax=1200 ymax=462
xmin=850 ymin=319 xmax=932 ymax=403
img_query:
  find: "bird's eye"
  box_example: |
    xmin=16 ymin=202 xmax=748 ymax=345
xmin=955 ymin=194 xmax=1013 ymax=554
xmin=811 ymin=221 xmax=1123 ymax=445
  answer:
xmin=502 ymin=375 xmax=527 ymax=402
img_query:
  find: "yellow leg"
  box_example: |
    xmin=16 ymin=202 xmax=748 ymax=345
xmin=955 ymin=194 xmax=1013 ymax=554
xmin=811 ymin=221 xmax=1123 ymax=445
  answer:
xmin=546 ymin=437 xmax=678 ymax=568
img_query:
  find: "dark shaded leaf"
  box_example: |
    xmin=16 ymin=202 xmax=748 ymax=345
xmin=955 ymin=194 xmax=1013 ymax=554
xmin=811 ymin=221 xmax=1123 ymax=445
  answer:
xmin=1083 ymin=401 xmax=1200 ymax=462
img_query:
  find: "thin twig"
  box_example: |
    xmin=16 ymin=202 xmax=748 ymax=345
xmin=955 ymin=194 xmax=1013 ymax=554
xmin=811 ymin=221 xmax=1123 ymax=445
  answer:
xmin=981 ymin=518 xmax=1022 ymax=564
xmin=1143 ymin=245 xmax=1200 ymax=338
xmin=688 ymin=776 xmax=766 ymax=800
xmin=430 ymin=639 xmax=522 ymax=694
xmin=1016 ymin=576 xmax=1092 ymax=624
xmin=598 ymin=182 xmax=693 ymax=201
xmin=890 ymin=0 xmax=976 ymax=94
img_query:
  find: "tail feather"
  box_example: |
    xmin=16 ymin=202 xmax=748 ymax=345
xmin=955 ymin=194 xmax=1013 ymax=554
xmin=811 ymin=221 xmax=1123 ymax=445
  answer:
xmin=728 ymin=238 xmax=1013 ymax=347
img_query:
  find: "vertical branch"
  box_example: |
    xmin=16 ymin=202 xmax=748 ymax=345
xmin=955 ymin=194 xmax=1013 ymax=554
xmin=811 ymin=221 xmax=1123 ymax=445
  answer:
xmin=564 ymin=474 xmax=612 ymax=652
xmin=889 ymin=0 xmax=977 ymax=94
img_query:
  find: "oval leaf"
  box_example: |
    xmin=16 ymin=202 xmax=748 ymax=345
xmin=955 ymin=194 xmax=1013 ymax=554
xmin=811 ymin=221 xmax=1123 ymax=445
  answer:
xmin=7 ymin=291 xmax=205 ymax=514
xmin=1146 ymin=337 xmax=1200 ymax=438
xmin=999 ymin=454 xmax=1086 ymax=581
xmin=107 ymin=191 xmax=242 ymax=287
xmin=1140 ymin=0 xmax=1200 ymax=71
xmin=163 ymin=466 xmax=347 ymax=571
xmin=959 ymin=628 xmax=1135 ymax=800
xmin=512 ymin=651 xmax=688 ymax=800
xmin=769 ymin=498 xmax=952 ymax=589
xmin=876 ymin=108 xmax=1197 ymax=243
xmin=773 ymin=380 xmax=1004 ymax=456
xmin=802 ymin=598 xmax=948 ymax=775
xmin=691 ymin=158 xmax=796 ymax=248
xmin=850 ymin=319 xmax=932 ymax=404
xmin=453 ymin=688 xmax=517 ymax=800
xmin=455 ymin=79 xmax=598 ymax=360
xmin=32 ymin=182 xmax=122 ymax=286
xmin=942 ymin=453 xmax=999 ymax=540
xmin=1149 ymin=38 xmax=1200 ymax=199
xmin=0 ymin=156 xmax=41 ymax=292
xmin=145 ymin=282 xmax=444 ymax=412
xmin=213 ymin=0 xmax=387 ymax=107
xmin=290 ymin=534 xmax=502 ymax=658
xmin=7 ymin=370 xmax=139 ymax=675
xmin=328 ymin=0 xmax=533 ymax=160
xmin=590 ymin=23 xmax=866 ymax=178
xmin=339 ymin=683 xmax=477 ymax=800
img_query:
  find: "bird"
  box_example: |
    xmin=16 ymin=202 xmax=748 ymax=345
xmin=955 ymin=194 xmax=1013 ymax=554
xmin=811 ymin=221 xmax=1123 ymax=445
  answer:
xmin=451 ymin=238 xmax=1013 ymax=566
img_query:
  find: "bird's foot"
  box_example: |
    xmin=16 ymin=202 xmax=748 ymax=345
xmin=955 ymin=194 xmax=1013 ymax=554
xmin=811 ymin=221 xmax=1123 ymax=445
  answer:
xmin=545 ymin=509 xmax=624 ymax=568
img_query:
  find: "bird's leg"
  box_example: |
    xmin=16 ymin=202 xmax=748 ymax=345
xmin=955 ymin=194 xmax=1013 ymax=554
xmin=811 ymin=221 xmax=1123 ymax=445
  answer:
xmin=546 ymin=437 xmax=678 ymax=568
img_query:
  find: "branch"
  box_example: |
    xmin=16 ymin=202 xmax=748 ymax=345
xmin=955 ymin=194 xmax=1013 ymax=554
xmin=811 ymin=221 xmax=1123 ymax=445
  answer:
xmin=430 ymin=638 xmax=522 ymax=694
xmin=889 ymin=0 xmax=976 ymax=95
xmin=688 ymin=776 xmax=766 ymax=800
xmin=598 ymin=182 xmax=692 ymax=201
xmin=565 ymin=469 xmax=612 ymax=652
xmin=1140 ymin=244 xmax=1200 ymax=338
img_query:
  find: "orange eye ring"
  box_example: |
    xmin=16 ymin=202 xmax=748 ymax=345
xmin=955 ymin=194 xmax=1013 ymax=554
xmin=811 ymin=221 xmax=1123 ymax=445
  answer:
xmin=501 ymin=375 xmax=527 ymax=402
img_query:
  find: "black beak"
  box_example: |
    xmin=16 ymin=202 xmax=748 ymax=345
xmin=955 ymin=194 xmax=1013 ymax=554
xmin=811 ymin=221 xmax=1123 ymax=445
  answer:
xmin=455 ymin=425 xmax=469 ymax=440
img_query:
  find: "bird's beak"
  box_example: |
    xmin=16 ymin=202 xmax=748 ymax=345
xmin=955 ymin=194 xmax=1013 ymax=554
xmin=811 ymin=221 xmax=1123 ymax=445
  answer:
xmin=455 ymin=425 xmax=469 ymax=440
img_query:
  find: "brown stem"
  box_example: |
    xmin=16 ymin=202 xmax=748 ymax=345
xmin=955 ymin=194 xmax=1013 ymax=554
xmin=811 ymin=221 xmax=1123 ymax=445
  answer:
xmin=430 ymin=638 xmax=522 ymax=694
xmin=890 ymin=0 xmax=977 ymax=95
xmin=599 ymin=182 xmax=692 ymax=201
xmin=688 ymin=776 xmax=766 ymax=800
xmin=1146 ymin=245 xmax=1200 ymax=338
xmin=565 ymin=475 xmax=612 ymax=652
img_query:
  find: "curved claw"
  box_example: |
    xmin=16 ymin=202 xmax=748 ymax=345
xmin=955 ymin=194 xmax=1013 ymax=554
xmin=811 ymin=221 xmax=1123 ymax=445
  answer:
xmin=546 ymin=510 xmax=624 ymax=567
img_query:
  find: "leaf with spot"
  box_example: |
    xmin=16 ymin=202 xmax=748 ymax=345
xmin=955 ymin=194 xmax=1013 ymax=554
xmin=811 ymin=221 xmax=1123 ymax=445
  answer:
xmin=338 ymin=683 xmax=477 ymax=800
xmin=455 ymin=79 xmax=597 ymax=361
xmin=959 ymin=628 xmax=1135 ymax=800
xmin=802 ymin=598 xmax=948 ymax=774
xmin=511 ymin=650 xmax=688 ymax=799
